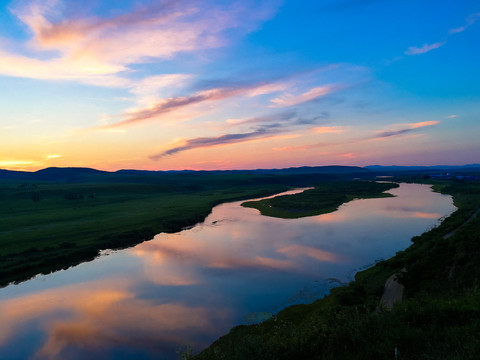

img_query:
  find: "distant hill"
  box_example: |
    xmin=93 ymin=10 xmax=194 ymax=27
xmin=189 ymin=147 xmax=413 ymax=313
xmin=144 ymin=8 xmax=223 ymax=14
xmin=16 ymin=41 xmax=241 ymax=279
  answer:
xmin=0 ymin=165 xmax=370 ymax=182
xmin=0 ymin=169 xmax=33 ymax=180
xmin=247 ymin=165 xmax=369 ymax=175
xmin=117 ymin=166 xmax=369 ymax=175
xmin=2 ymin=165 xmax=479 ymax=183
xmin=365 ymin=164 xmax=480 ymax=172
xmin=0 ymin=167 xmax=111 ymax=182
xmin=34 ymin=167 xmax=110 ymax=181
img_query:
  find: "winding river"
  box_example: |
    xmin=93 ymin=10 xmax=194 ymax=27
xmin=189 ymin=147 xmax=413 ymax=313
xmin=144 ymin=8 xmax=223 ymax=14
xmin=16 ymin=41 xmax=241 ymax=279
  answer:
xmin=0 ymin=183 xmax=456 ymax=359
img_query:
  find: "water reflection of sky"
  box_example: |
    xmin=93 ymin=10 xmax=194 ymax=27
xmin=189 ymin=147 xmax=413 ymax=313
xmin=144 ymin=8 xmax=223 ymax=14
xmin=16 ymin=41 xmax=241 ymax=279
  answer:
xmin=0 ymin=183 xmax=456 ymax=360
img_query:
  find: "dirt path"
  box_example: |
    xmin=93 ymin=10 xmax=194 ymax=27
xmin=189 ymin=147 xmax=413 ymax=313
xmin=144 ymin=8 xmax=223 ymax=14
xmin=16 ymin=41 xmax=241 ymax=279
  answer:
xmin=379 ymin=268 xmax=406 ymax=311
xmin=444 ymin=208 xmax=480 ymax=239
xmin=377 ymin=208 xmax=480 ymax=311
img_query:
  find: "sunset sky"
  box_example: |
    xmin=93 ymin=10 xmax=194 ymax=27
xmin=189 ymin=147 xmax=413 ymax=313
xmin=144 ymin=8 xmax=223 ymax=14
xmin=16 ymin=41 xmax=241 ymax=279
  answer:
xmin=1 ymin=0 xmax=479 ymax=171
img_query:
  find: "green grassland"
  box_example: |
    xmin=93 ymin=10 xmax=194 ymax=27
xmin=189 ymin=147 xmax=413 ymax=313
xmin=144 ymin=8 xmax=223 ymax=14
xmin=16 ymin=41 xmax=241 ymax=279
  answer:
xmin=194 ymin=180 xmax=480 ymax=360
xmin=241 ymin=181 xmax=398 ymax=218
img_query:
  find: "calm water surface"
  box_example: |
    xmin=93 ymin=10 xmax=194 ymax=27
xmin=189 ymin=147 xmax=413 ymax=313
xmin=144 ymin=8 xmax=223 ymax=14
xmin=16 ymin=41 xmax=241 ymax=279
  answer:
xmin=0 ymin=183 xmax=456 ymax=359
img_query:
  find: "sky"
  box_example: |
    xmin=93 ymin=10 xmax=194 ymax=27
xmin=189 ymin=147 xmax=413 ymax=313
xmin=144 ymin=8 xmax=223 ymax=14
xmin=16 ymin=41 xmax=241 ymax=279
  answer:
xmin=0 ymin=0 xmax=479 ymax=171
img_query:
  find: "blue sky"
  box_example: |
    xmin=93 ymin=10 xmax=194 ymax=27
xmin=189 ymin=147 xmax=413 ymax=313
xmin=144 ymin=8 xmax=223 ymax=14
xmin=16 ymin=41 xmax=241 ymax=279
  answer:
xmin=0 ymin=0 xmax=478 ymax=170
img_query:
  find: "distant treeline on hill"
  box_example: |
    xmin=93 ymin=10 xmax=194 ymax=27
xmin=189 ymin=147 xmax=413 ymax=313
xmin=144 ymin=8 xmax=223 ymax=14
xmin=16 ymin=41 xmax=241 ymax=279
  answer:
xmin=1 ymin=164 xmax=478 ymax=183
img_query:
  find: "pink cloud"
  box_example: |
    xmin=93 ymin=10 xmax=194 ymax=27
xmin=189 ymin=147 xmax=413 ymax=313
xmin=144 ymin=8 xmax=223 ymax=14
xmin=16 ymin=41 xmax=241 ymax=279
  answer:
xmin=102 ymin=81 xmax=304 ymax=128
xmin=106 ymin=83 xmax=276 ymax=128
xmin=1 ymin=0 xmax=279 ymax=85
xmin=375 ymin=121 xmax=439 ymax=138
xmin=340 ymin=152 xmax=356 ymax=159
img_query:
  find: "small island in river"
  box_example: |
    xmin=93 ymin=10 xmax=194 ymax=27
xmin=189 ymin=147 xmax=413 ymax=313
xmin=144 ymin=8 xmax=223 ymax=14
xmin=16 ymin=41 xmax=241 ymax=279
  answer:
xmin=242 ymin=181 xmax=398 ymax=218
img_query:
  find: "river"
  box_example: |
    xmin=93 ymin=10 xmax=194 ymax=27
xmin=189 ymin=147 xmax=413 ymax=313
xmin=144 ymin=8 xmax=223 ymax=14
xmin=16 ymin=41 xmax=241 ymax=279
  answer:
xmin=0 ymin=183 xmax=456 ymax=359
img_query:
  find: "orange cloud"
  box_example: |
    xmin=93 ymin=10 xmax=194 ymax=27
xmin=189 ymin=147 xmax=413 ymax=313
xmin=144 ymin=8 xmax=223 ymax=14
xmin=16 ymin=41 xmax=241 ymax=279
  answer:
xmin=409 ymin=120 xmax=439 ymax=128
xmin=313 ymin=126 xmax=346 ymax=134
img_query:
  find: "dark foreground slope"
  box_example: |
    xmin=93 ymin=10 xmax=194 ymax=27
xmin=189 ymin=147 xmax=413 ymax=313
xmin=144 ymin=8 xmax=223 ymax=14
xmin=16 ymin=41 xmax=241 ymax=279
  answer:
xmin=194 ymin=180 xmax=480 ymax=360
xmin=0 ymin=166 xmax=369 ymax=287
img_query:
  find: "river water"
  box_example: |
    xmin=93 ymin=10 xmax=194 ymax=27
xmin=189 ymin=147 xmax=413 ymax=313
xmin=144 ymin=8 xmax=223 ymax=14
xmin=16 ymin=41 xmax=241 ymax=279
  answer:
xmin=0 ymin=183 xmax=456 ymax=359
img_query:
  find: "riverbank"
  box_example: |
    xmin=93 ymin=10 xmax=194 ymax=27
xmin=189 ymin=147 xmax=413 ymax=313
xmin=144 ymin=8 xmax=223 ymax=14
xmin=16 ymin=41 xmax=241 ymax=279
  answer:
xmin=194 ymin=180 xmax=480 ymax=359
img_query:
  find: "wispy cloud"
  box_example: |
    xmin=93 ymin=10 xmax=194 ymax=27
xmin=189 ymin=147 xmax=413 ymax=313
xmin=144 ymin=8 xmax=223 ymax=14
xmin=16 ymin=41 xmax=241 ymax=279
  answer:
xmin=270 ymin=85 xmax=338 ymax=107
xmin=0 ymin=160 xmax=37 ymax=168
xmin=150 ymin=128 xmax=275 ymax=159
xmin=45 ymin=154 xmax=62 ymax=159
xmin=149 ymin=109 xmax=321 ymax=159
xmin=375 ymin=120 xmax=439 ymax=138
xmin=404 ymin=41 xmax=446 ymax=55
xmin=111 ymin=67 xmax=348 ymax=128
xmin=405 ymin=12 xmax=480 ymax=56
xmin=449 ymin=12 xmax=480 ymax=34
xmin=226 ymin=110 xmax=329 ymax=129
xmin=104 ymin=81 xmax=285 ymax=128
xmin=273 ymin=120 xmax=439 ymax=153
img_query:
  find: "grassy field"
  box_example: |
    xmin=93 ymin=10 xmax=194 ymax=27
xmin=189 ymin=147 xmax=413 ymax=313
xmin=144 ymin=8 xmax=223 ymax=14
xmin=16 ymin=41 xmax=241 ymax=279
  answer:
xmin=241 ymin=181 xmax=398 ymax=218
xmin=193 ymin=179 xmax=480 ymax=360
